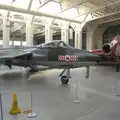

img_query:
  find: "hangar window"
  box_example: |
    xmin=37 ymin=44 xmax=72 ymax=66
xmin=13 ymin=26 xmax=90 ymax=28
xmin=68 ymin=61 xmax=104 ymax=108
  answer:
xmin=103 ymin=25 xmax=120 ymax=44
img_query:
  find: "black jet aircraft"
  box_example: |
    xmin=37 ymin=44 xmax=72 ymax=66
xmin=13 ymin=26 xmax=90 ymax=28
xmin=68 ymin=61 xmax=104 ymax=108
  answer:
xmin=0 ymin=40 xmax=101 ymax=84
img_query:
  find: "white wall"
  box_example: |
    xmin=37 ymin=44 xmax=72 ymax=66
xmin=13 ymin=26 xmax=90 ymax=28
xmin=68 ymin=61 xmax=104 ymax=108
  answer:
xmin=85 ymin=21 xmax=107 ymax=50
xmin=0 ymin=40 xmax=26 ymax=46
xmin=0 ymin=35 xmax=26 ymax=47
xmin=86 ymin=22 xmax=98 ymax=50
xmin=92 ymin=25 xmax=107 ymax=49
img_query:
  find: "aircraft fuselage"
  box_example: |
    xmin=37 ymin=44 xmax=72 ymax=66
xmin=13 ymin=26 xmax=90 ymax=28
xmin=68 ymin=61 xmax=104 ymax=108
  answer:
xmin=11 ymin=47 xmax=100 ymax=69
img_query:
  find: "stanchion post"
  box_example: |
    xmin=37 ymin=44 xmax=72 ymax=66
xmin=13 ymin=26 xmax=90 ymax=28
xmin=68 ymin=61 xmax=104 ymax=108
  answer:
xmin=30 ymin=92 xmax=33 ymax=110
xmin=73 ymin=79 xmax=80 ymax=103
xmin=112 ymin=79 xmax=120 ymax=96
xmin=112 ymin=79 xmax=117 ymax=89
xmin=27 ymin=92 xmax=36 ymax=118
xmin=112 ymin=62 xmax=120 ymax=96
xmin=85 ymin=66 xmax=90 ymax=79
xmin=0 ymin=92 xmax=3 ymax=120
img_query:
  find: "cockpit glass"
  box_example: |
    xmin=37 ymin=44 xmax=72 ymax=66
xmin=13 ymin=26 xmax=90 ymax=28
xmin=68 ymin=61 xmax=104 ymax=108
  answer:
xmin=37 ymin=40 xmax=71 ymax=48
xmin=42 ymin=42 xmax=57 ymax=47
xmin=59 ymin=42 xmax=64 ymax=47
xmin=37 ymin=41 xmax=58 ymax=47
xmin=58 ymin=42 xmax=68 ymax=47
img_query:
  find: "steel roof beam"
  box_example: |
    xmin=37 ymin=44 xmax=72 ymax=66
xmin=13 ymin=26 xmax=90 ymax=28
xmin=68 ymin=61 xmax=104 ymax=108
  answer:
xmin=28 ymin=0 xmax=33 ymax=10
xmin=89 ymin=10 xmax=120 ymax=21
xmin=0 ymin=4 xmax=81 ymax=23
xmin=75 ymin=0 xmax=120 ymax=18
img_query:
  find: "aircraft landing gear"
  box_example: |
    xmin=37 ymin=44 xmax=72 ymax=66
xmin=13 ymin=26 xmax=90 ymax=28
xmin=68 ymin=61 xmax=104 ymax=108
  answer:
xmin=59 ymin=69 xmax=71 ymax=84
xmin=85 ymin=66 xmax=90 ymax=79
xmin=61 ymin=76 xmax=69 ymax=84
xmin=116 ymin=63 xmax=119 ymax=72
xmin=26 ymin=68 xmax=39 ymax=78
xmin=116 ymin=56 xmax=120 ymax=72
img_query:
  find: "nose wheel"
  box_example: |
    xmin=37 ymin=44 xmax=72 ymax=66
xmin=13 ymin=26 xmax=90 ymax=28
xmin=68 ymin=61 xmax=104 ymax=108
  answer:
xmin=59 ymin=69 xmax=71 ymax=84
xmin=61 ymin=76 xmax=69 ymax=84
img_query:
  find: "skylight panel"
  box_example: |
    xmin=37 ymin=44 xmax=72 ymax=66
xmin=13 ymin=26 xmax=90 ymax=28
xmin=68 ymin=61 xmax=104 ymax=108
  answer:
xmin=12 ymin=0 xmax=30 ymax=9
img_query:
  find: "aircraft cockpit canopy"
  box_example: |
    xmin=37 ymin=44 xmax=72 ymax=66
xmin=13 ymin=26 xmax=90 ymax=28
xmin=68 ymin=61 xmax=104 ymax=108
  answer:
xmin=37 ymin=40 xmax=71 ymax=48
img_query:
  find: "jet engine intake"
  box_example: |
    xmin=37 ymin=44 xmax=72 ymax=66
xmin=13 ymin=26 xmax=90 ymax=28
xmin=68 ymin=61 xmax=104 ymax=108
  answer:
xmin=102 ymin=43 xmax=111 ymax=55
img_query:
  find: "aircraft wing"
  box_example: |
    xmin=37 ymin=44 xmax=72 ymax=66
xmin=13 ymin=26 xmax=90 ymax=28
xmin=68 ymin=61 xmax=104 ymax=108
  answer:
xmin=0 ymin=48 xmax=33 ymax=61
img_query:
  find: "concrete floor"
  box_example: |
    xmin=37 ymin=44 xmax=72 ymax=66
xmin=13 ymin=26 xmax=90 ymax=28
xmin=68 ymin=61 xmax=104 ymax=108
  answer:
xmin=0 ymin=65 xmax=120 ymax=120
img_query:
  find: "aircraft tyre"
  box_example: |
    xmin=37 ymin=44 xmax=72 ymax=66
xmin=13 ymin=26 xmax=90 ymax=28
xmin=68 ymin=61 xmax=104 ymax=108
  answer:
xmin=61 ymin=76 xmax=69 ymax=84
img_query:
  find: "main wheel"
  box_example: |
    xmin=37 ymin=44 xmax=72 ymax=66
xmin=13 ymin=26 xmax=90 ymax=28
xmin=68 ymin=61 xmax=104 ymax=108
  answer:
xmin=61 ymin=76 xmax=69 ymax=84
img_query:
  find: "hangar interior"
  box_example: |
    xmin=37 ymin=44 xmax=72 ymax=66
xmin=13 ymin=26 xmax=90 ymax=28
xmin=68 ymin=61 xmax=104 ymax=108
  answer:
xmin=1 ymin=0 xmax=120 ymax=50
xmin=1 ymin=0 xmax=120 ymax=120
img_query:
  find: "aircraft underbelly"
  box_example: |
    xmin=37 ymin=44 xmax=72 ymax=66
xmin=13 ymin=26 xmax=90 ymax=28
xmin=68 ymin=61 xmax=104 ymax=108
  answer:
xmin=12 ymin=58 xmax=97 ymax=69
xmin=36 ymin=61 xmax=97 ymax=68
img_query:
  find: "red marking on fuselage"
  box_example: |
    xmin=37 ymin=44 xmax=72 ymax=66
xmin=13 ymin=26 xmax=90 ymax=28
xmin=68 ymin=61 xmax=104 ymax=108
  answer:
xmin=58 ymin=55 xmax=78 ymax=61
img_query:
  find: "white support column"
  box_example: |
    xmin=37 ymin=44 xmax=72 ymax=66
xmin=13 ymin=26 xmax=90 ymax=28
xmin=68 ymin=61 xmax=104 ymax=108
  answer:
xmin=69 ymin=28 xmax=73 ymax=40
xmin=86 ymin=30 xmax=93 ymax=50
xmin=11 ymin=40 xmax=14 ymax=46
xmin=61 ymin=28 xmax=69 ymax=44
xmin=60 ymin=21 xmax=69 ymax=44
xmin=20 ymin=37 xmax=23 ymax=46
xmin=73 ymin=23 xmax=85 ymax=49
xmin=26 ymin=19 xmax=33 ymax=47
xmin=12 ymin=35 xmax=15 ymax=46
xmin=45 ymin=25 xmax=53 ymax=43
xmin=86 ymin=22 xmax=99 ymax=50
xmin=75 ymin=29 xmax=82 ymax=49
xmin=3 ymin=13 xmax=10 ymax=48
